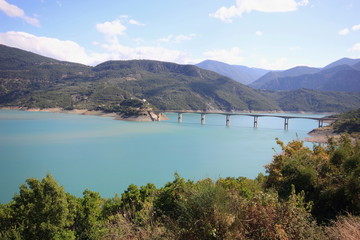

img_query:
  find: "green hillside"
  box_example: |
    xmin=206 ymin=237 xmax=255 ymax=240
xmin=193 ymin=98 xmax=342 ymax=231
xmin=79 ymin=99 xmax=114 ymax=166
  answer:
xmin=330 ymin=108 xmax=360 ymax=135
xmin=0 ymin=45 xmax=280 ymax=112
xmin=266 ymin=89 xmax=360 ymax=112
xmin=1 ymin=44 xmax=360 ymax=114
xmin=0 ymin=44 xmax=91 ymax=105
xmin=89 ymin=60 xmax=280 ymax=111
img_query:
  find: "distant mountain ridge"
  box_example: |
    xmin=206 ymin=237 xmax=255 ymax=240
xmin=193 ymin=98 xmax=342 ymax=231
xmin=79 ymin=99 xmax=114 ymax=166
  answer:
xmin=196 ymin=60 xmax=269 ymax=85
xmin=1 ymin=44 xmax=359 ymax=113
xmin=249 ymin=66 xmax=321 ymax=89
xmin=323 ymin=57 xmax=360 ymax=69
xmin=249 ymin=58 xmax=360 ymax=92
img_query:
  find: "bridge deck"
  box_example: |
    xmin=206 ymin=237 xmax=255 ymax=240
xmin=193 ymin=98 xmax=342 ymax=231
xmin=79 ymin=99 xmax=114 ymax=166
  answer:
xmin=157 ymin=110 xmax=336 ymax=121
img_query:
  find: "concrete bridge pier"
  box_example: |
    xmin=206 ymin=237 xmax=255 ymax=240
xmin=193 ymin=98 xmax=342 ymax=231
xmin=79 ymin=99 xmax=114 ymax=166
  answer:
xmin=201 ymin=113 xmax=206 ymax=125
xmin=318 ymin=119 xmax=324 ymax=128
xmin=254 ymin=116 xmax=258 ymax=128
xmin=284 ymin=118 xmax=289 ymax=130
xmin=178 ymin=113 xmax=183 ymax=123
xmin=226 ymin=114 xmax=231 ymax=126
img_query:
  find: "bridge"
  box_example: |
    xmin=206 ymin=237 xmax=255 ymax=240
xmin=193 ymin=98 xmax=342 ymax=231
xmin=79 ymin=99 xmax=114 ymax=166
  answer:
xmin=155 ymin=111 xmax=336 ymax=130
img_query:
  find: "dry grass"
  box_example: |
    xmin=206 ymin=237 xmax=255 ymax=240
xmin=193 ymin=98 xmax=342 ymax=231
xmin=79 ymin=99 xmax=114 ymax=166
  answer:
xmin=102 ymin=214 xmax=173 ymax=240
xmin=326 ymin=214 xmax=360 ymax=240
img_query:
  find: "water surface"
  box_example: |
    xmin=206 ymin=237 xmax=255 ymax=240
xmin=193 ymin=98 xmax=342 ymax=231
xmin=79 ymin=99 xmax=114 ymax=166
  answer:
xmin=0 ymin=110 xmax=324 ymax=203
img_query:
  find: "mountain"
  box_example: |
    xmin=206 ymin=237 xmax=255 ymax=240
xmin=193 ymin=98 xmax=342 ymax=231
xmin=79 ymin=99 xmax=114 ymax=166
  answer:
xmin=0 ymin=44 xmax=91 ymax=104
xmin=323 ymin=57 xmax=360 ymax=69
xmin=196 ymin=60 xmax=269 ymax=85
xmin=88 ymin=60 xmax=280 ymax=111
xmin=249 ymin=66 xmax=320 ymax=89
xmin=1 ymin=44 xmax=359 ymax=113
xmin=265 ymin=89 xmax=360 ymax=112
xmin=352 ymin=61 xmax=360 ymax=71
xmin=0 ymin=45 xmax=279 ymax=112
xmin=0 ymin=44 xmax=89 ymax=71
xmin=249 ymin=57 xmax=360 ymax=92
xmin=250 ymin=64 xmax=360 ymax=92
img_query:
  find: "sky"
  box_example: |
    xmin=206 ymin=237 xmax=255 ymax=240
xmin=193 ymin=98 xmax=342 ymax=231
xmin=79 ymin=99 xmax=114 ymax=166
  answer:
xmin=0 ymin=0 xmax=359 ymax=70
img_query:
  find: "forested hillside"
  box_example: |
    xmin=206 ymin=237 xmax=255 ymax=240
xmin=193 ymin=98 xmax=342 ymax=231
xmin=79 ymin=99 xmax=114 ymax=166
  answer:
xmin=1 ymin=44 xmax=360 ymax=114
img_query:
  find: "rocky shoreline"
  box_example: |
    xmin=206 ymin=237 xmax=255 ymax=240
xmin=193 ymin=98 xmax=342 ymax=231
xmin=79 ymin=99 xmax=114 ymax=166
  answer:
xmin=304 ymin=126 xmax=341 ymax=143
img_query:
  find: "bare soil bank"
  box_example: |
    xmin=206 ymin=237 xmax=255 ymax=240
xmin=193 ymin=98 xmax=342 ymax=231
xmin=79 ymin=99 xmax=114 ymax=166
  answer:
xmin=304 ymin=126 xmax=341 ymax=143
xmin=0 ymin=107 xmax=169 ymax=122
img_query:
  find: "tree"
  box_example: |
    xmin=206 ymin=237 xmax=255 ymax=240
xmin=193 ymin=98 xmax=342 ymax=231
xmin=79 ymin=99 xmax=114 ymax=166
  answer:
xmin=8 ymin=174 xmax=75 ymax=239
xmin=74 ymin=189 xmax=106 ymax=240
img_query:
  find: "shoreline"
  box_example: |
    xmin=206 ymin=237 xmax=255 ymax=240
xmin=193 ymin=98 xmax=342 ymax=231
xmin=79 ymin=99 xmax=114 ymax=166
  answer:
xmin=0 ymin=107 xmax=335 ymax=140
xmin=303 ymin=126 xmax=340 ymax=143
xmin=0 ymin=107 xmax=168 ymax=122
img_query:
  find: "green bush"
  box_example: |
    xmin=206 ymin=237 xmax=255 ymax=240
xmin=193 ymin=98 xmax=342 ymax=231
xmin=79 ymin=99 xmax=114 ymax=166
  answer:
xmin=265 ymin=136 xmax=360 ymax=221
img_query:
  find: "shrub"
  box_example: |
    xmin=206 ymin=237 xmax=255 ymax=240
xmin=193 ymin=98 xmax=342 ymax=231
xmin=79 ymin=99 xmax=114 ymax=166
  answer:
xmin=156 ymin=177 xmax=324 ymax=240
xmin=265 ymin=136 xmax=360 ymax=222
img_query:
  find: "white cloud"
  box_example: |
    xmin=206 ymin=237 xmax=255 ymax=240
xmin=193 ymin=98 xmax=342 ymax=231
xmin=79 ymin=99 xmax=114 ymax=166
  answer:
xmin=350 ymin=43 xmax=360 ymax=52
xmin=297 ymin=0 xmax=309 ymax=6
xmin=257 ymin=57 xmax=290 ymax=70
xmin=129 ymin=19 xmax=145 ymax=26
xmin=0 ymin=31 xmax=99 ymax=65
xmin=203 ymin=47 xmax=244 ymax=64
xmin=0 ymin=31 xmax=194 ymax=65
xmin=338 ymin=24 xmax=360 ymax=36
xmin=158 ymin=35 xmax=173 ymax=43
xmin=96 ymin=42 xmax=192 ymax=64
xmin=158 ymin=34 xmax=197 ymax=44
xmin=338 ymin=28 xmax=350 ymax=35
xmin=352 ymin=24 xmax=360 ymax=31
xmin=0 ymin=0 xmax=40 ymax=26
xmin=174 ymin=34 xmax=196 ymax=43
xmin=255 ymin=31 xmax=263 ymax=36
xmin=96 ymin=20 xmax=127 ymax=37
xmin=118 ymin=15 xmax=145 ymax=26
xmin=95 ymin=17 xmax=145 ymax=43
xmin=94 ymin=18 xmax=195 ymax=64
xmin=210 ymin=0 xmax=309 ymax=23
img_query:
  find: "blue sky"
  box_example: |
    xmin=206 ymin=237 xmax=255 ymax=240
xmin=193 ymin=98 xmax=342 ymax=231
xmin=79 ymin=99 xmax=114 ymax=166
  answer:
xmin=0 ymin=0 xmax=359 ymax=69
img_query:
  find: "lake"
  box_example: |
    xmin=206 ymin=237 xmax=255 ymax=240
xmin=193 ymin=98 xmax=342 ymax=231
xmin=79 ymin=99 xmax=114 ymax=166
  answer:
xmin=0 ymin=110 xmax=325 ymax=203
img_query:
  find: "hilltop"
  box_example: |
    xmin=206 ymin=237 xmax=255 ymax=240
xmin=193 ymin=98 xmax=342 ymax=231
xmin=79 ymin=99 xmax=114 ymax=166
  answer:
xmin=196 ymin=60 xmax=269 ymax=85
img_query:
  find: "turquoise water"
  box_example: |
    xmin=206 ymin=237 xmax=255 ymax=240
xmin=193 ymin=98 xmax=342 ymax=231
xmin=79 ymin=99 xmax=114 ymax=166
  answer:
xmin=0 ymin=110 xmax=325 ymax=203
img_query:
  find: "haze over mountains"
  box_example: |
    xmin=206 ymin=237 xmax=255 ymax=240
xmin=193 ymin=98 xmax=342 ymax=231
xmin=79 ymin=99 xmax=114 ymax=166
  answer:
xmin=196 ymin=57 xmax=360 ymax=93
xmin=196 ymin=60 xmax=269 ymax=85
xmin=1 ymin=44 xmax=360 ymax=113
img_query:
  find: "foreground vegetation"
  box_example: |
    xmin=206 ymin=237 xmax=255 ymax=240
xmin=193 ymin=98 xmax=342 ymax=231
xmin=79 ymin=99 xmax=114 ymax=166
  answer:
xmin=1 ymin=136 xmax=359 ymax=239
